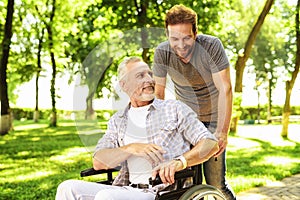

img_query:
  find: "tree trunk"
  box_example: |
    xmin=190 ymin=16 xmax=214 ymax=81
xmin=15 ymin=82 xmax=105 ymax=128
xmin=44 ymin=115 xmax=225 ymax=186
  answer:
xmin=281 ymin=0 xmax=300 ymax=138
xmin=85 ymin=92 xmax=96 ymax=120
xmin=281 ymin=82 xmax=291 ymax=137
xmin=267 ymin=78 xmax=272 ymax=124
xmin=34 ymin=28 xmax=44 ymax=123
xmin=231 ymin=0 xmax=274 ymax=132
xmin=33 ymin=111 xmax=39 ymax=123
xmin=257 ymin=89 xmax=261 ymax=124
xmin=47 ymin=0 xmax=57 ymax=127
xmin=50 ymin=111 xmax=57 ymax=127
xmin=34 ymin=71 xmax=40 ymax=123
xmin=49 ymin=46 xmax=57 ymax=127
xmin=0 ymin=0 xmax=14 ymax=135
xmin=141 ymin=28 xmax=149 ymax=63
xmin=230 ymin=116 xmax=239 ymax=133
xmin=135 ymin=0 xmax=150 ymax=63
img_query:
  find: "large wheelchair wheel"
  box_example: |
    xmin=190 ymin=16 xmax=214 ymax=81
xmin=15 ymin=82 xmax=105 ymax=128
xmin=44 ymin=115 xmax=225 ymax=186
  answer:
xmin=179 ymin=185 xmax=226 ymax=200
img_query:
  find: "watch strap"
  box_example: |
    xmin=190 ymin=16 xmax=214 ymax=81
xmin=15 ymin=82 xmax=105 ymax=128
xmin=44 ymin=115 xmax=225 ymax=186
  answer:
xmin=174 ymin=155 xmax=187 ymax=169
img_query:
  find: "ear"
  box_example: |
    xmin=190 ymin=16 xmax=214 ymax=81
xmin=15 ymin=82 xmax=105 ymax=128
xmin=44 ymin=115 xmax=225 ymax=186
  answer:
xmin=119 ymin=80 xmax=126 ymax=92
xmin=165 ymin=26 xmax=169 ymax=38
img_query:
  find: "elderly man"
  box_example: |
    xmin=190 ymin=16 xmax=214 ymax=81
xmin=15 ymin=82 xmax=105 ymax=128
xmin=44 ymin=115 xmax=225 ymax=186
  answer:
xmin=55 ymin=57 xmax=219 ymax=200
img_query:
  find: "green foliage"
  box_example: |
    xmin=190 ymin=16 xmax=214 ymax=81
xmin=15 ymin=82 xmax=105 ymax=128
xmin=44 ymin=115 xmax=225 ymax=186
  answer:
xmin=178 ymin=0 xmax=226 ymax=34
xmin=64 ymin=0 xmax=226 ymax=100
xmin=220 ymin=0 xmax=266 ymax=55
xmin=249 ymin=0 xmax=296 ymax=93
xmin=6 ymin=0 xmax=43 ymax=103
xmin=1 ymin=0 xmax=299 ymax=125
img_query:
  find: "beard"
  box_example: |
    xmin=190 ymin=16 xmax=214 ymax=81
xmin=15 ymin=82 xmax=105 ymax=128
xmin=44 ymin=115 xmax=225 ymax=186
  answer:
xmin=140 ymin=93 xmax=155 ymax=101
xmin=129 ymin=85 xmax=155 ymax=102
xmin=139 ymin=86 xmax=155 ymax=101
xmin=175 ymin=45 xmax=194 ymax=60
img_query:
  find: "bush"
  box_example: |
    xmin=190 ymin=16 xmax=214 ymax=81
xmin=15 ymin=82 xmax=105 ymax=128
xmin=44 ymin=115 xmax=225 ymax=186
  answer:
xmin=240 ymin=105 xmax=300 ymax=120
xmin=11 ymin=105 xmax=300 ymax=121
xmin=11 ymin=108 xmax=33 ymax=120
xmin=11 ymin=108 xmax=117 ymax=121
xmin=11 ymin=108 xmax=72 ymax=120
xmin=95 ymin=110 xmax=116 ymax=120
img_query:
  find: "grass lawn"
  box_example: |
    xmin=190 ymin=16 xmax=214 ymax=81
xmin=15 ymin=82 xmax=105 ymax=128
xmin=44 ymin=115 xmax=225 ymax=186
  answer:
xmin=0 ymin=120 xmax=300 ymax=199
xmin=227 ymin=124 xmax=300 ymax=193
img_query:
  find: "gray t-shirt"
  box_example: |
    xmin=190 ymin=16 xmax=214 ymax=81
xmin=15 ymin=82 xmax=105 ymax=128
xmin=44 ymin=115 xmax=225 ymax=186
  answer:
xmin=153 ymin=34 xmax=229 ymax=123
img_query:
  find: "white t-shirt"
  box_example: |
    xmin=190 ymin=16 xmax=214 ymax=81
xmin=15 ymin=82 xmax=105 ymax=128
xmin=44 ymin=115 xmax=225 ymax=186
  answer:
xmin=124 ymin=104 xmax=152 ymax=184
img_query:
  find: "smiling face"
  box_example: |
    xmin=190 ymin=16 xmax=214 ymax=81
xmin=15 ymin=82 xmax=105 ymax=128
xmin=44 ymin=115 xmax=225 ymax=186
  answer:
xmin=167 ymin=23 xmax=197 ymax=63
xmin=119 ymin=60 xmax=155 ymax=107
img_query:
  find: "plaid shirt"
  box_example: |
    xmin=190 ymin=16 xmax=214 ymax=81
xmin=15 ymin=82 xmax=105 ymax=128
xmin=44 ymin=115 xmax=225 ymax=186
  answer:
xmin=94 ymin=98 xmax=217 ymax=186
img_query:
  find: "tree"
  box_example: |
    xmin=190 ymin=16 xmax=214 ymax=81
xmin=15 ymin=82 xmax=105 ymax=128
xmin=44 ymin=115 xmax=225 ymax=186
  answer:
xmin=64 ymin=4 xmax=119 ymax=119
xmin=234 ymin=0 xmax=274 ymax=93
xmin=34 ymin=26 xmax=45 ymax=122
xmin=281 ymin=0 xmax=300 ymax=138
xmin=35 ymin=0 xmax=58 ymax=126
xmin=46 ymin=0 xmax=57 ymax=127
xmin=65 ymin=0 xmax=225 ymax=119
xmin=99 ymin=0 xmax=224 ymax=62
xmin=5 ymin=0 xmax=45 ymax=115
xmin=0 ymin=0 xmax=14 ymax=135
xmin=230 ymin=0 xmax=274 ymax=132
xmin=34 ymin=0 xmax=77 ymax=126
xmin=251 ymin=3 xmax=291 ymax=123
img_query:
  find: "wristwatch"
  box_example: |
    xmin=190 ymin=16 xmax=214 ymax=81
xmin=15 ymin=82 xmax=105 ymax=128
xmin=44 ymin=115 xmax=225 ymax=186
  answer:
xmin=174 ymin=155 xmax=187 ymax=169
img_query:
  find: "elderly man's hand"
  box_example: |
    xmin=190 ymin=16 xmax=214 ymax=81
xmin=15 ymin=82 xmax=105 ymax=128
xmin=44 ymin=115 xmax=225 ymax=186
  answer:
xmin=125 ymin=143 xmax=166 ymax=165
xmin=151 ymin=159 xmax=184 ymax=184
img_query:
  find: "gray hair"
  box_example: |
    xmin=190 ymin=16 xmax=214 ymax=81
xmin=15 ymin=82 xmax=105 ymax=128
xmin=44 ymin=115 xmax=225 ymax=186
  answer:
xmin=117 ymin=57 xmax=143 ymax=81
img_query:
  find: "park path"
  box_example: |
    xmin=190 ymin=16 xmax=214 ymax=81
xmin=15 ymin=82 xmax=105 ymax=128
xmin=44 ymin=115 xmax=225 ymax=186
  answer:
xmin=236 ymin=173 xmax=300 ymax=199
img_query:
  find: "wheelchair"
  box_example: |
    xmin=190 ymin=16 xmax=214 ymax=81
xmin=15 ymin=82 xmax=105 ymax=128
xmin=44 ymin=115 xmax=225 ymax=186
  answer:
xmin=80 ymin=164 xmax=226 ymax=200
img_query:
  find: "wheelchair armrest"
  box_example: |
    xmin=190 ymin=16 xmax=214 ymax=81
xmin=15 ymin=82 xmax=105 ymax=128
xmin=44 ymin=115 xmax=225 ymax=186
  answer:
xmin=80 ymin=166 xmax=121 ymax=177
xmin=149 ymin=168 xmax=195 ymax=186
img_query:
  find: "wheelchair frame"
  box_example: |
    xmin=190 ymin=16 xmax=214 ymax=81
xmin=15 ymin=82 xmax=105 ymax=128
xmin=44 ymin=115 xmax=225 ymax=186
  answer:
xmin=80 ymin=164 xmax=226 ymax=200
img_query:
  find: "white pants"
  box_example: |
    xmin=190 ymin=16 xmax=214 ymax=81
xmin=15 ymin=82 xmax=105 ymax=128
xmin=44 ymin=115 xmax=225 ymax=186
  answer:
xmin=55 ymin=180 xmax=156 ymax=200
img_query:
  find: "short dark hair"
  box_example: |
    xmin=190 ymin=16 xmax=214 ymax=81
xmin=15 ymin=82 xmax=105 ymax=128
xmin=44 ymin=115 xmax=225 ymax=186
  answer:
xmin=165 ymin=4 xmax=198 ymax=35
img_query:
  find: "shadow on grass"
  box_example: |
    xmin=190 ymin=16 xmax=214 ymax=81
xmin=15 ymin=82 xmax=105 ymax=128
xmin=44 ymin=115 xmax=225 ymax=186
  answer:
xmin=2 ymin=121 xmax=300 ymax=199
xmin=227 ymin=134 xmax=300 ymax=193
xmin=0 ymin=120 xmax=106 ymax=200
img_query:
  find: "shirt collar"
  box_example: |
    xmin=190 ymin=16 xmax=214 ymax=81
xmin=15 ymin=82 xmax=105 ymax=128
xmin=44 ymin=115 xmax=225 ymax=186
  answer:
xmin=118 ymin=98 xmax=160 ymax=118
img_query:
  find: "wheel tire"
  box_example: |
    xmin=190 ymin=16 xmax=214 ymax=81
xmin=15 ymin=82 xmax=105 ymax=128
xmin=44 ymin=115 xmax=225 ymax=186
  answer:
xmin=179 ymin=185 xmax=226 ymax=200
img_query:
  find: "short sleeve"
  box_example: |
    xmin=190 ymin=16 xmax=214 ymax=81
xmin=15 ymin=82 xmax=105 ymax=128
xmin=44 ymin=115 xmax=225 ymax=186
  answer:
xmin=209 ymin=38 xmax=229 ymax=73
xmin=197 ymin=35 xmax=230 ymax=73
xmin=153 ymin=43 xmax=169 ymax=78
